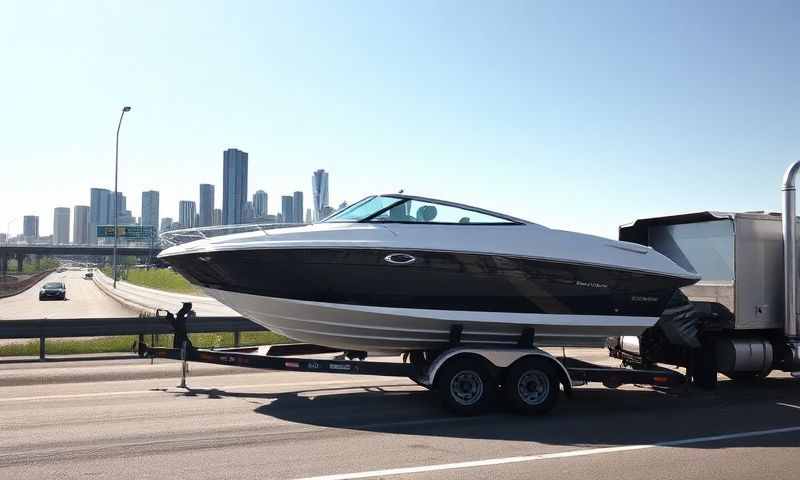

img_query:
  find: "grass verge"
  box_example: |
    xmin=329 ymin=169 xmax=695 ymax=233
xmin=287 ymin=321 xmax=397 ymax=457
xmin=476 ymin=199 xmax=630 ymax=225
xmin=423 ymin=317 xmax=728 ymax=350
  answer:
xmin=0 ymin=331 xmax=290 ymax=357
xmin=103 ymin=267 xmax=201 ymax=295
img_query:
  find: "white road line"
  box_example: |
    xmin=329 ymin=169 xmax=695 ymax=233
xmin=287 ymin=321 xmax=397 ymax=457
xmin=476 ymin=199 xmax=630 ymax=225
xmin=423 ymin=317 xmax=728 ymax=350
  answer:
xmin=0 ymin=379 xmax=412 ymax=403
xmin=777 ymin=402 xmax=800 ymax=410
xmin=294 ymin=425 xmax=800 ymax=480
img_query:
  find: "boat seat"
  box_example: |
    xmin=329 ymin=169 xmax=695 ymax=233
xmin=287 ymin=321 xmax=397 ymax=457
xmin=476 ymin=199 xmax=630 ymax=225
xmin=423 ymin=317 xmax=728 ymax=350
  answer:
xmin=417 ymin=205 xmax=438 ymax=222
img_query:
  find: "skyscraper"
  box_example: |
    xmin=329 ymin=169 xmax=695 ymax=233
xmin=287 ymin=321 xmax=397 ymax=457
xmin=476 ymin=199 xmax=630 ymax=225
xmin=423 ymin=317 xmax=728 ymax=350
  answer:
xmin=23 ymin=215 xmax=39 ymax=241
xmin=306 ymin=208 xmax=312 ymax=224
xmin=312 ymin=169 xmax=329 ymax=221
xmin=90 ymin=188 xmax=111 ymax=244
xmin=199 ymin=184 xmax=215 ymax=227
xmin=179 ymin=201 xmax=197 ymax=228
xmin=243 ymin=201 xmax=255 ymax=223
xmin=106 ymin=191 xmax=126 ymax=224
xmin=73 ymin=205 xmax=90 ymax=245
xmin=212 ymin=209 xmax=222 ymax=226
xmin=222 ymin=148 xmax=248 ymax=225
xmin=141 ymin=191 xmax=160 ymax=231
xmin=281 ymin=195 xmax=294 ymax=224
xmin=253 ymin=190 xmax=268 ymax=218
xmin=160 ymin=217 xmax=173 ymax=233
xmin=53 ymin=207 xmax=70 ymax=244
xmin=293 ymin=191 xmax=304 ymax=223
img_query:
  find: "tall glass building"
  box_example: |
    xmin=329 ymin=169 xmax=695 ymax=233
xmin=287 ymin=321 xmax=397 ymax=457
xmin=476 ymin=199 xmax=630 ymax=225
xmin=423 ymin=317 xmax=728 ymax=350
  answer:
xmin=292 ymin=191 xmax=304 ymax=223
xmin=53 ymin=207 xmax=70 ymax=244
xmin=141 ymin=191 xmax=160 ymax=232
xmin=281 ymin=195 xmax=294 ymax=224
xmin=312 ymin=169 xmax=329 ymax=221
xmin=222 ymin=148 xmax=248 ymax=225
xmin=199 ymin=184 xmax=215 ymax=227
xmin=179 ymin=200 xmax=197 ymax=229
xmin=73 ymin=205 xmax=90 ymax=245
xmin=253 ymin=190 xmax=268 ymax=218
xmin=23 ymin=215 xmax=39 ymax=241
xmin=89 ymin=188 xmax=111 ymax=244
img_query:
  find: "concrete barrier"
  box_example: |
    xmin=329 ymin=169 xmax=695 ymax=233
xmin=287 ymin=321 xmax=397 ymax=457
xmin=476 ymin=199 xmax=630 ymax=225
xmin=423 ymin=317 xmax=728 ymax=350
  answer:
xmin=93 ymin=269 xmax=239 ymax=317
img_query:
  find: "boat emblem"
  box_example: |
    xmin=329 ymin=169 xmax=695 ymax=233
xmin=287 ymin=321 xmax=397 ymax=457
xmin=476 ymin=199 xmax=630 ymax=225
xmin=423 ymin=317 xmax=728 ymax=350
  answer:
xmin=384 ymin=253 xmax=416 ymax=265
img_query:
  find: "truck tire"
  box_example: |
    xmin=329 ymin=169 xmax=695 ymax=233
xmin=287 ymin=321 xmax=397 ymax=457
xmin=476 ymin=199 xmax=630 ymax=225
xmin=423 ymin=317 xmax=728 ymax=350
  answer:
xmin=503 ymin=357 xmax=560 ymax=415
xmin=435 ymin=355 xmax=497 ymax=416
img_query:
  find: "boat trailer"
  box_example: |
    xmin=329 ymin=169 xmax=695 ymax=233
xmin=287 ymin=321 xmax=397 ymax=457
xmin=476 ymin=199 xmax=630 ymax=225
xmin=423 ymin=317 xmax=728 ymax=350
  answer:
xmin=140 ymin=303 xmax=685 ymax=416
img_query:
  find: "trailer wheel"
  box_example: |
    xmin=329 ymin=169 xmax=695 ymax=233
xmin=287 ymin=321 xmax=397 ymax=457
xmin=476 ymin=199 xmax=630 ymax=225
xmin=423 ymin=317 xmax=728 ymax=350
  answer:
xmin=503 ymin=357 xmax=559 ymax=415
xmin=436 ymin=355 xmax=497 ymax=416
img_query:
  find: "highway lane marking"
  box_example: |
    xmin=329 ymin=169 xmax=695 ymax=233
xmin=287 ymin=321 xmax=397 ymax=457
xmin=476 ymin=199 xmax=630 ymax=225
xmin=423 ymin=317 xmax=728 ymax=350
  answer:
xmin=294 ymin=425 xmax=800 ymax=480
xmin=0 ymin=379 xmax=415 ymax=403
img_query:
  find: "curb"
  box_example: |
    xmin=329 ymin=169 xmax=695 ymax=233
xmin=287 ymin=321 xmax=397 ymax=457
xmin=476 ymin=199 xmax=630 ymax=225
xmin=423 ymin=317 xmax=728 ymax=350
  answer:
xmin=92 ymin=271 xmax=151 ymax=316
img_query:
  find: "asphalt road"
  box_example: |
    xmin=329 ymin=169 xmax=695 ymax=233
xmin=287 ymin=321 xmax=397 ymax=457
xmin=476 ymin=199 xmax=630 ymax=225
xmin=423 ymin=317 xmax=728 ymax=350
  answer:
xmin=0 ymin=269 xmax=134 ymax=320
xmin=1 ymin=349 xmax=799 ymax=479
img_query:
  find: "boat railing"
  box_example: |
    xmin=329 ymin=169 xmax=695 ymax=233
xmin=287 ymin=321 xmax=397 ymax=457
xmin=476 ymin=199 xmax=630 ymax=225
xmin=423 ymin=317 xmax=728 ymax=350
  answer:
xmin=160 ymin=222 xmax=308 ymax=247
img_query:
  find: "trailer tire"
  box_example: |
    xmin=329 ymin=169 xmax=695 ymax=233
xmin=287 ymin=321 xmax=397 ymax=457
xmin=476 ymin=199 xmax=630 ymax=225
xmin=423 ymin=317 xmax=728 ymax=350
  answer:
xmin=503 ymin=357 xmax=560 ymax=415
xmin=435 ymin=354 xmax=497 ymax=416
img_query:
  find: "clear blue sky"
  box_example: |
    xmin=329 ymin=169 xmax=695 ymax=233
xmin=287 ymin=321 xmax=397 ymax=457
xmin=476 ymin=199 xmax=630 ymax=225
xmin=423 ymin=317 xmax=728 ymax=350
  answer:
xmin=1 ymin=1 xmax=798 ymax=238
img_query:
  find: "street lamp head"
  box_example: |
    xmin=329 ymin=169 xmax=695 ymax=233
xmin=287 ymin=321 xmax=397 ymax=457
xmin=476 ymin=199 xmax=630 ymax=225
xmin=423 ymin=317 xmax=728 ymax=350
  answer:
xmin=122 ymin=106 xmax=132 ymax=112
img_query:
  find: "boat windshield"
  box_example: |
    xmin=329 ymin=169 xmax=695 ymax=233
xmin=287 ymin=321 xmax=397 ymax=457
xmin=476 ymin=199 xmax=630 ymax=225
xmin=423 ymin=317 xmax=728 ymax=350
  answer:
xmin=323 ymin=196 xmax=519 ymax=225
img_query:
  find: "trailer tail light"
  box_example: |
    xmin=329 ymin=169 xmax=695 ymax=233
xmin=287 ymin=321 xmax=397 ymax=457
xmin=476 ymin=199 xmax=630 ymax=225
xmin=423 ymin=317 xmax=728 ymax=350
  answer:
xmin=653 ymin=376 xmax=670 ymax=384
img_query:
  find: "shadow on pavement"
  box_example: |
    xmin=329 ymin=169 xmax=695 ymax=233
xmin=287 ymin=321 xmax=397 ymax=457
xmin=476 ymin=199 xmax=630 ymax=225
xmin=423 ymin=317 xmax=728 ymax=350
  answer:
xmin=176 ymin=375 xmax=800 ymax=449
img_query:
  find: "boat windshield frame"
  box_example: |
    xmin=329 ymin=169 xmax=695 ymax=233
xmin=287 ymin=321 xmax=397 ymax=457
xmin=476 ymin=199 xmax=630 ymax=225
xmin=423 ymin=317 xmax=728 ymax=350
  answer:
xmin=322 ymin=194 xmax=528 ymax=225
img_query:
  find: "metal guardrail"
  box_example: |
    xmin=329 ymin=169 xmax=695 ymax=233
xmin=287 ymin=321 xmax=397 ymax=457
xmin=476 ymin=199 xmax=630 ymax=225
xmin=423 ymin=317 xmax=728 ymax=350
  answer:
xmin=0 ymin=316 xmax=266 ymax=360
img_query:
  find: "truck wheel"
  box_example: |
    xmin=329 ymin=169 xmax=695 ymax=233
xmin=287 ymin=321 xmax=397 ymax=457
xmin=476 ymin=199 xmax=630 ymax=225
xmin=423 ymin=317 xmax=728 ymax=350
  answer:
xmin=504 ymin=357 xmax=559 ymax=415
xmin=436 ymin=355 xmax=497 ymax=416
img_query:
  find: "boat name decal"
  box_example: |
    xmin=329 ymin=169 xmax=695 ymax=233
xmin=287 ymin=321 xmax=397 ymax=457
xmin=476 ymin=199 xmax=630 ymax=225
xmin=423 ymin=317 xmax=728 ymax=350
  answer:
xmin=307 ymin=361 xmax=320 ymax=369
xmin=576 ymin=280 xmax=608 ymax=289
xmin=329 ymin=364 xmax=352 ymax=371
xmin=631 ymin=295 xmax=659 ymax=302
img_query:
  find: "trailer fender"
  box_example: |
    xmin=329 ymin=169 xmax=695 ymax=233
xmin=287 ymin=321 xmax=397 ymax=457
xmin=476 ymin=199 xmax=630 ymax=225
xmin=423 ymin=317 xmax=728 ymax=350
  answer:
xmin=421 ymin=348 xmax=573 ymax=396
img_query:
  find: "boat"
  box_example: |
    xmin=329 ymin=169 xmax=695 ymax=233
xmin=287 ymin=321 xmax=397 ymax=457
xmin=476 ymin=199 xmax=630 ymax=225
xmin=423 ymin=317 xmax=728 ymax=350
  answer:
xmin=158 ymin=194 xmax=700 ymax=353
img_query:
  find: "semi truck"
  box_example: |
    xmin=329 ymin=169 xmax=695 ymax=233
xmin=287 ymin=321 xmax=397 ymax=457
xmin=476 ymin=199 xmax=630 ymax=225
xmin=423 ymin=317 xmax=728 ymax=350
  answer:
xmin=608 ymin=160 xmax=800 ymax=387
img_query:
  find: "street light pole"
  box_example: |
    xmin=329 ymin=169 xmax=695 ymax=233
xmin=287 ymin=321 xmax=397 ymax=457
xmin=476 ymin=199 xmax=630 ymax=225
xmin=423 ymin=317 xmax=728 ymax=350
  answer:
xmin=112 ymin=106 xmax=132 ymax=289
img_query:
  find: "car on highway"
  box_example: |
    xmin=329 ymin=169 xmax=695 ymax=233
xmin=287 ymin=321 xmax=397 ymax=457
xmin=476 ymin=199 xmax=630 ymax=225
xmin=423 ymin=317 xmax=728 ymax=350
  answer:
xmin=83 ymin=271 xmax=93 ymax=279
xmin=39 ymin=282 xmax=66 ymax=301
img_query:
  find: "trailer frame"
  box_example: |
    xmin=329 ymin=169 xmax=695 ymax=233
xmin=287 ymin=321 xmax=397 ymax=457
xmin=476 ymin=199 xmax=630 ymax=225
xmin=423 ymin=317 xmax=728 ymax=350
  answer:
xmin=141 ymin=304 xmax=686 ymax=415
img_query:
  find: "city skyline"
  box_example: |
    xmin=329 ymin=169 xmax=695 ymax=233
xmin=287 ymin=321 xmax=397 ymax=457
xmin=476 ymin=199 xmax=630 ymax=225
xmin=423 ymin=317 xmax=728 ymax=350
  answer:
xmin=6 ymin=158 xmax=334 ymax=240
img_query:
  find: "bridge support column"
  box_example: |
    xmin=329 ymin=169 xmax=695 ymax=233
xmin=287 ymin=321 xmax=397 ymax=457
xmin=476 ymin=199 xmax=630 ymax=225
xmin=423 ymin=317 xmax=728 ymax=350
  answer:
xmin=0 ymin=252 xmax=7 ymax=275
xmin=16 ymin=253 xmax=24 ymax=273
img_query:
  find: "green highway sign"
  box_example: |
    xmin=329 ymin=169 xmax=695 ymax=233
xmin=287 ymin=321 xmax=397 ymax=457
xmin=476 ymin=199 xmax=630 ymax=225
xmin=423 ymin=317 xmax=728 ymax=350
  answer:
xmin=96 ymin=225 xmax=156 ymax=239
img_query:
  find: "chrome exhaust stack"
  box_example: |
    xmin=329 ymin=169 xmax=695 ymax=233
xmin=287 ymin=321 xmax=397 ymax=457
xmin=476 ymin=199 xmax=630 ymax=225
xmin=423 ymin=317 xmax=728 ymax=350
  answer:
xmin=782 ymin=160 xmax=800 ymax=373
xmin=782 ymin=160 xmax=800 ymax=339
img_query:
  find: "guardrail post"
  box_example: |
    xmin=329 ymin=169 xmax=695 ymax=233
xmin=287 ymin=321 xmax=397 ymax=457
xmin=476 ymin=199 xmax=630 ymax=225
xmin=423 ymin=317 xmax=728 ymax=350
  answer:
xmin=233 ymin=330 xmax=241 ymax=347
xmin=39 ymin=335 xmax=45 ymax=361
xmin=178 ymin=340 xmax=188 ymax=389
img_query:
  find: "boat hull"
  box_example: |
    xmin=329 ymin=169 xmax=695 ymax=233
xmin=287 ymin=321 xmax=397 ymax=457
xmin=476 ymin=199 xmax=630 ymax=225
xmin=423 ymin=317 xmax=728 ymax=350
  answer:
xmin=203 ymin=287 xmax=659 ymax=352
xmin=164 ymin=247 xmax=693 ymax=352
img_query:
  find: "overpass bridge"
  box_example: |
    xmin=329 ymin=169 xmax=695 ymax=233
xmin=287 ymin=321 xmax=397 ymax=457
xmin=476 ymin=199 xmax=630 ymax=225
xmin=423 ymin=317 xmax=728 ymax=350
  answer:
xmin=0 ymin=244 xmax=162 ymax=273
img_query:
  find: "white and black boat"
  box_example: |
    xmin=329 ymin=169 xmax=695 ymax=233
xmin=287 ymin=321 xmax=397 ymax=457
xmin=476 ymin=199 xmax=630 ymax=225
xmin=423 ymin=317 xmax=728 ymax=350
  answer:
xmin=158 ymin=194 xmax=700 ymax=353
